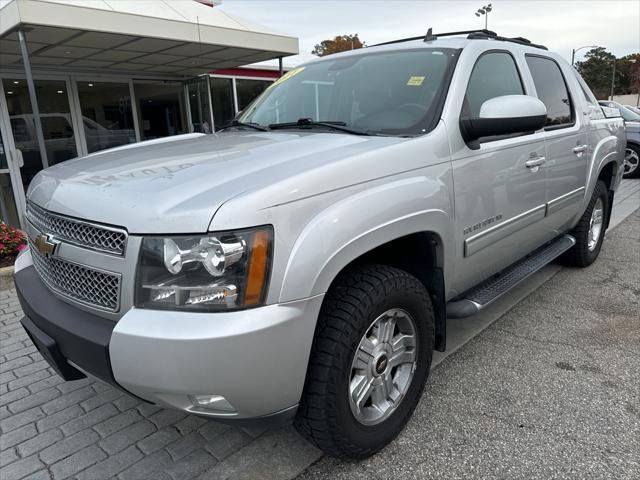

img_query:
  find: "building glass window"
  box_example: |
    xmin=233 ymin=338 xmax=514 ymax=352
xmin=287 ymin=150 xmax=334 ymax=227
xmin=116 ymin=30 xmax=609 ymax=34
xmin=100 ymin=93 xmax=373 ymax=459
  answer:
xmin=134 ymin=81 xmax=187 ymax=140
xmin=210 ymin=77 xmax=235 ymax=130
xmin=76 ymin=81 xmax=137 ymax=153
xmin=235 ymin=79 xmax=272 ymax=112
xmin=0 ymin=128 xmax=19 ymax=227
xmin=187 ymin=78 xmax=212 ymax=134
xmin=3 ymin=78 xmax=77 ymax=190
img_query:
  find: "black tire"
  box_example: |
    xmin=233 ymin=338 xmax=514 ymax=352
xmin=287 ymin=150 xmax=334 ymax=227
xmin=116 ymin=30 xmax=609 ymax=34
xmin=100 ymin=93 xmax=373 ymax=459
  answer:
xmin=562 ymin=180 xmax=609 ymax=267
xmin=294 ymin=264 xmax=434 ymax=459
xmin=623 ymin=144 xmax=640 ymax=179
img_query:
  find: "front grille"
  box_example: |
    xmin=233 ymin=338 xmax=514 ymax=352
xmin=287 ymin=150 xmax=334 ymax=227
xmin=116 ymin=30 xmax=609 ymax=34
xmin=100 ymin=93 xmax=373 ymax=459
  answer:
xmin=26 ymin=202 xmax=127 ymax=256
xmin=30 ymin=238 xmax=121 ymax=312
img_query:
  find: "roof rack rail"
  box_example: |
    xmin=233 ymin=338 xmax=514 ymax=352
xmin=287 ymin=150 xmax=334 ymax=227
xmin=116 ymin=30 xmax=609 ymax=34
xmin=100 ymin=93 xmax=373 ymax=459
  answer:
xmin=371 ymin=28 xmax=547 ymax=51
xmin=467 ymin=31 xmax=548 ymax=50
xmin=372 ymin=29 xmax=497 ymax=47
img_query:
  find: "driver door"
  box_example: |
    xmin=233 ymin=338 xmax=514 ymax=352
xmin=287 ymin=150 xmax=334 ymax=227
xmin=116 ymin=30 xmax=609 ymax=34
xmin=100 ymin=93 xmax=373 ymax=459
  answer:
xmin=450 ymin=51 xmax=550 ymax=294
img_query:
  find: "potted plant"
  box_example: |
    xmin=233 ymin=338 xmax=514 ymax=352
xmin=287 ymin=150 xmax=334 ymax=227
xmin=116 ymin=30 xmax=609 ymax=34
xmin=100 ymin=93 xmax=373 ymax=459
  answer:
xmin=0 ymin=221 xmax=27 ymax=272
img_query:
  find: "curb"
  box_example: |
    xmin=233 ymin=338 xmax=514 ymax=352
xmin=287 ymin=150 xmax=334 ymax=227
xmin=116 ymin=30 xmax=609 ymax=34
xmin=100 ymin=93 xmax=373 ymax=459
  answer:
xmin=0 ymin=265 xmax=14 ymax=277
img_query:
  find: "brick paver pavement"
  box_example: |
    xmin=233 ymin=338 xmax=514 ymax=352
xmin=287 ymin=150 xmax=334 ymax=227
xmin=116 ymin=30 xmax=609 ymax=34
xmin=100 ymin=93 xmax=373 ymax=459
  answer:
xmin=0 ymin=284 xmax=267 ymax=480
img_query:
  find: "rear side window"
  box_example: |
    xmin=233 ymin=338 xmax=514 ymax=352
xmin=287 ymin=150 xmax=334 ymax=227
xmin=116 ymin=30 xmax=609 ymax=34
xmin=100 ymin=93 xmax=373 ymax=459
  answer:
xmin=526 ymin=55 xmax=573 ymax=128
xmin=463 ymin=52 xmax=524 ymax=118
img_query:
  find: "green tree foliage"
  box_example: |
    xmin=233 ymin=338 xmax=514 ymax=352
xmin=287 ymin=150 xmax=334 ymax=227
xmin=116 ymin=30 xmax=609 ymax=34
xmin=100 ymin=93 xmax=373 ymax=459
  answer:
xmin=312 ymin=34 xmax=365 ymax=57
xmin=576 ymin=48 xmax=639 ymax=99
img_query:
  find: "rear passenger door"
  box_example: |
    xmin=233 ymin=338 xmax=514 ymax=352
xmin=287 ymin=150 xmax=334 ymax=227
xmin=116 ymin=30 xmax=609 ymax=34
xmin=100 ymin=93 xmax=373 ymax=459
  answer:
xmin=525 ymin=55 xmax=589 ymax=232
xmin=450 ymin=51 xmax=549 ymax=294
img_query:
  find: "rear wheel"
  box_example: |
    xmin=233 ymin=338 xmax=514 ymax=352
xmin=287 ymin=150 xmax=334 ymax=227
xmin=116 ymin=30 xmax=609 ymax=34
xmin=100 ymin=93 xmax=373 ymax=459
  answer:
xmin=562 ymin=180 xmax=609 ymax=267
xmin=623 ymin=144 xmax=640 ymax=178
xmin=295 ymin=264 xmax=434 ymax=459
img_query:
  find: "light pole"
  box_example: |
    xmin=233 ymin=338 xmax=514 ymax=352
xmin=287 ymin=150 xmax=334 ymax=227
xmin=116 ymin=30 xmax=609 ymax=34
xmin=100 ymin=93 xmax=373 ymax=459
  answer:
xmin=610 ymin=60 xmax=617 ymax=101
xmin=475 ymin=4 xmax=492 ymax=30
xmin=611 ymin=58 xmax=637 ymax=100
xmin=571 ymin=45 xmax=598 ymax=66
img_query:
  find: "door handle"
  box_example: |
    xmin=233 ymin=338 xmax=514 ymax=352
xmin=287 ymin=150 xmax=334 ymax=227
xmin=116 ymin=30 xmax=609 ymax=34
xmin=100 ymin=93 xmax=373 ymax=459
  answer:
xmin=525 ymin=156 xmax=546 ymax=168
xmin=573 ymin=145 xmax=588 ymax=154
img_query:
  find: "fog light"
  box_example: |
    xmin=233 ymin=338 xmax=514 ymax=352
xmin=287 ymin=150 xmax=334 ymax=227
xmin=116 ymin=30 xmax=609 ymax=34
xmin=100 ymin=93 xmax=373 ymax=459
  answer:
xmin=189 ymin=395 xmax=237 ymax=414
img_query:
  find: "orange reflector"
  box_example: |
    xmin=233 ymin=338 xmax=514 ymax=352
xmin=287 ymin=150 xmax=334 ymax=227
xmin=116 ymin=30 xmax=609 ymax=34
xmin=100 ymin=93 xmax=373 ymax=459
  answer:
xmin=245 ymin=230 xmax=271 ymax=306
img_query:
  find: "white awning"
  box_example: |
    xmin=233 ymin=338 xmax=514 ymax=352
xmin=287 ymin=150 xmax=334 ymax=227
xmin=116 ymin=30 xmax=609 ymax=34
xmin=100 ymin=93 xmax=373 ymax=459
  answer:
xmin=0 ymin=0 xmax=298 ymax=77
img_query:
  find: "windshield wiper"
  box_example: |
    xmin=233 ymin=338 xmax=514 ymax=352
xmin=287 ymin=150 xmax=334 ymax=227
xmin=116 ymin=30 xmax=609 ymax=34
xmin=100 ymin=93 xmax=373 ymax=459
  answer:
xmin=221 ymin=120 xmax=268 ymax=132
xmin=268 ymin=118 xmax=373 ymax=136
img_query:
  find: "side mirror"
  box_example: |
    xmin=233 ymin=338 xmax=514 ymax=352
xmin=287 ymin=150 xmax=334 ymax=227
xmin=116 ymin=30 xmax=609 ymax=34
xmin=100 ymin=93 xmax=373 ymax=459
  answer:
xmin=461 ymin=95 xmax=547 ymax=146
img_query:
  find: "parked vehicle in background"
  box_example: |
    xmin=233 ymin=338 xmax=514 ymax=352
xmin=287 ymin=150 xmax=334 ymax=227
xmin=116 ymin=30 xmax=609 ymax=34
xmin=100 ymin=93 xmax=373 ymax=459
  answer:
xmin=625 ymin=105 xmax=640 ymax=116
xmin=15 ymin=30 xmax=625 ymax=459
xmin=599 ymin=100 xmax=640 ymax=178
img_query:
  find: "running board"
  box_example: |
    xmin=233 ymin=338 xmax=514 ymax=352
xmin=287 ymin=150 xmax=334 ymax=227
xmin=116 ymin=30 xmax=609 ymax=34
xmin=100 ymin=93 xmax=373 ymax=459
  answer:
xmin=447 ymin=234 xmax=575 ymax=318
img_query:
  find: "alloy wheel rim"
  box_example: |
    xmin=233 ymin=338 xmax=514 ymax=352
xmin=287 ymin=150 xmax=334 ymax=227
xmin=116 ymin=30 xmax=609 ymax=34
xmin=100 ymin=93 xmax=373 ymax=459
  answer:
xmin=348 ymin=308 xmax=418 ymax=425
xmin=624 ymin=148 xmax=639 ymax=175
xmin=588 ymin=198 xmax=604 ymax=252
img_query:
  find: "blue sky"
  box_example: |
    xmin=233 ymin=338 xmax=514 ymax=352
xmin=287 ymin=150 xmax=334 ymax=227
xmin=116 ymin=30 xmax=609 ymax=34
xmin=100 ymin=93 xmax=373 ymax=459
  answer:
xmin=219 ymin=0 xmax=640 ymax=66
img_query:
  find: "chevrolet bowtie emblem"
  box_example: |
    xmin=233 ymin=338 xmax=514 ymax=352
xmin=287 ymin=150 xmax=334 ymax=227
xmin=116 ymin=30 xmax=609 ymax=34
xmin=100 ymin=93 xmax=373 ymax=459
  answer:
xmin=34 ymin=234 xmax=58 ymax=257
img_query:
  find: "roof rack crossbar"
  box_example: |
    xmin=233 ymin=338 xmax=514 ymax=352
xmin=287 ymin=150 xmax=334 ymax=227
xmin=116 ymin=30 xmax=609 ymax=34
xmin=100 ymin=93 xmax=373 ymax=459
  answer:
xmin=467 ymin=32 xmax=548 ymax=50
xmin=371 ymin=29 xmax=547 ymax=51
xmin=372 ymin=29 xmax=497 ymax=47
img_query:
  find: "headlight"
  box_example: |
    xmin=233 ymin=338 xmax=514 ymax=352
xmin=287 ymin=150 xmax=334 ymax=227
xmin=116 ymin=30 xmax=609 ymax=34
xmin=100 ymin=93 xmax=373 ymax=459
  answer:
xmin=135 ymin=227 xmax=273 ymax=312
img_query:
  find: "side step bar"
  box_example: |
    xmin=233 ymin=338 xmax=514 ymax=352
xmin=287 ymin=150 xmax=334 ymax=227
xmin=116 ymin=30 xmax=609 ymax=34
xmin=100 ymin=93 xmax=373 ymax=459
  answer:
xmin=447 ymin=234 xmax=575 ymax=318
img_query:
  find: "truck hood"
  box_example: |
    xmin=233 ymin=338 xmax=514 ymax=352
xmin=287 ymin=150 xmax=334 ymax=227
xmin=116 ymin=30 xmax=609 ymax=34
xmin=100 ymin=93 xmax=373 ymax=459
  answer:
xmin=28 ymin=131 xmax=405 ymax=233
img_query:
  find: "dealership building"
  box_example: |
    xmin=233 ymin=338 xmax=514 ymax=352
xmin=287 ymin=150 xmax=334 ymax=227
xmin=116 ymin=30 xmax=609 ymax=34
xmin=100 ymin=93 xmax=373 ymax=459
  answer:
xmin=0 ymin=0 xmax=298 ymax=228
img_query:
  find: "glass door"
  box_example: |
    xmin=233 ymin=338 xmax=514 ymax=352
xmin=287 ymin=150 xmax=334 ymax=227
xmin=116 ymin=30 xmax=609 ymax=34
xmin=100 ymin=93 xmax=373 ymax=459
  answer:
xmin=210 ymin=77 xmax=235 ymax=131
xmin=1 ymin=75 xmax=80 ymax=228
xmin=75 ymin=80 xmax=137 ymax=153
xmin=185 ymin=76 xmax=213 ymax=133
xmin=0 ymin=121 xmax=21 ymax=228
xmin=2 ymin=78 xmax=79 ymax=189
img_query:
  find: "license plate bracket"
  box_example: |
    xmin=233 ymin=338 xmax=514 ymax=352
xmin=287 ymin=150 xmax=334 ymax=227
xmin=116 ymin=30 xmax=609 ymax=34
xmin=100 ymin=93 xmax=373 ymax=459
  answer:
xmin=20 ymin=316 xmax=86 ymax=381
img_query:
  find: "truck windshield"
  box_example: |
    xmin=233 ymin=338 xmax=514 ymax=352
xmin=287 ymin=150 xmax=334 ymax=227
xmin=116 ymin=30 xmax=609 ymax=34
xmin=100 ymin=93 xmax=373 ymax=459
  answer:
xmin=237 ymin=48 xmax=459 ymax=136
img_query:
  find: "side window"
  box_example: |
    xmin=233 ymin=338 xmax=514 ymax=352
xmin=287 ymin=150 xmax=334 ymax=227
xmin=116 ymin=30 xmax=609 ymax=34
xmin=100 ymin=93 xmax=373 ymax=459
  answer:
xmin=526 ymin=56 xmax=573 ymax=128
xmin=464 ymin=52 xmax=524 ymax=118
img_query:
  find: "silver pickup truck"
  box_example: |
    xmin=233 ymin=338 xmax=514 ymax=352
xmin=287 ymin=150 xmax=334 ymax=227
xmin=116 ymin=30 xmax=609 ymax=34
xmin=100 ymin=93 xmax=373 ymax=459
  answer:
xmin=15 ymin=30 xmax=625 ymax=459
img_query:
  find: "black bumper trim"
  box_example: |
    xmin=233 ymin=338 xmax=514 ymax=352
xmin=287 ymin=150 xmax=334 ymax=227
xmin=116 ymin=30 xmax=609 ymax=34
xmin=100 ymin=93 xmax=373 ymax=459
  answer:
xmin=15 ymin=265 xmax=119 ymax=388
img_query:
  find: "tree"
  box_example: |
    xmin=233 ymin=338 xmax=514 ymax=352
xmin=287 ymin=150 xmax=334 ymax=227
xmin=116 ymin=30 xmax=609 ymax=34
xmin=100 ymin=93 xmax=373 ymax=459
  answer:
xmin=576 ymin=48 xmax=640 ymax=99
xmin=616 ymin=53 xmax=640 ymax=95
xmin=575 ymin=47 xmax=616 ymax=99
xmin=312 ymin=34 xmax=365 ymax=57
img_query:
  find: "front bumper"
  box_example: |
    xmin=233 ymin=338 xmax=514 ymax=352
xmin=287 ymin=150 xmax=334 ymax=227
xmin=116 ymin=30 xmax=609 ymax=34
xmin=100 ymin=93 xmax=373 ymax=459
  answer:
xmin=15 ymin=257 xmax=324 ymax=421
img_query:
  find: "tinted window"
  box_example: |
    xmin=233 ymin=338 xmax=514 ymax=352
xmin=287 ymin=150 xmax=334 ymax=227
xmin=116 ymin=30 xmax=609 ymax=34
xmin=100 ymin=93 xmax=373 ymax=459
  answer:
xmin=464 ymin=52 xmax=524 ymax=118
xmin=526 ymin=56 xmax=573 ymax=127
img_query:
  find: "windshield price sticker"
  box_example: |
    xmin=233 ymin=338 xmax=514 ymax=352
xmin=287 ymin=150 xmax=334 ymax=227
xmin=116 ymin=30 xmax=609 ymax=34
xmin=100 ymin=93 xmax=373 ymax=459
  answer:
xmin=407 ymin=76 xmax=426 ymax=86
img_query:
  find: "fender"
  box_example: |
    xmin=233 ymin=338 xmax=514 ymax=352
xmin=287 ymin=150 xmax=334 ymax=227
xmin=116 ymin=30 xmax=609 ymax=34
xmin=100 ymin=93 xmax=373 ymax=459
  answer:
xmin=279 ymin=167 xmax=455 ymax=304
xmin=574 ymin=125 xmax=624 ymax=226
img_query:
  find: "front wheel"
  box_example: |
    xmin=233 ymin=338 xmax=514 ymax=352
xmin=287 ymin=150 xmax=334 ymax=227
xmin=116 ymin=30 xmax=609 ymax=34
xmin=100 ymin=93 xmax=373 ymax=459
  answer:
xmin=295 ymin=264 xmax=434 ymax=459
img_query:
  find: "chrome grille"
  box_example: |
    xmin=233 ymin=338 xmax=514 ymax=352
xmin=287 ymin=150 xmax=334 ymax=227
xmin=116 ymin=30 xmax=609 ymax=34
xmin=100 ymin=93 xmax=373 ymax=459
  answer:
xmin=26 ymin=202 xmax=127 ymax=256
xmin=29 ymin=238 xmax=121 ymax=312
